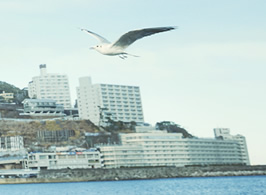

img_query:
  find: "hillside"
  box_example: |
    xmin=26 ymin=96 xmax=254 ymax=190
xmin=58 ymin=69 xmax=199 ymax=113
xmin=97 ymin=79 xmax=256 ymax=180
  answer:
xmin=0 ymin=81 xmax=28 ymax=104
xmin=0 ymin=81 xmax=21 ymax=94
xmin=0 ymin=120 xmax=100 ymax=150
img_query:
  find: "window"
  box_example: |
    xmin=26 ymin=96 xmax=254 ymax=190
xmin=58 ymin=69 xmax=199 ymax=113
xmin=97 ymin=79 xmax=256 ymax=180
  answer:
xmin=77 ymin=154 xmax=86 ymax=158
xmin=68 ymin=155 xmax=76 ymax=159
xmin=39 ymin=155 xmax=47 ymax=159
xmin=58 ymin=155 xmax=67 ymax=159
xmin=48 ymin=155 xmax=56 ymax=159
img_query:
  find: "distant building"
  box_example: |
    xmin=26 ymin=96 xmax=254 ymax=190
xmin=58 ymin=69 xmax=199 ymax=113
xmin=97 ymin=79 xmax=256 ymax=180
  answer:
xmin=76 ymin=76 xmax=144 ymax=126
xmin=0 ymin=136 xmax=24 ymax=151
xmin=63 ymin=108 xmax=79 ymax=117
xmin=99 ymin=128 xmax=250 ymax=168
xmin=21 ymin=99 xmax=64 ymax=116
xmin=214 ymin=128 xmax=250 ymax=165
xmin=23 ymin=149 xmax=103 ymax=170
xmin=28 ymin=64 xmax=72 ymax=109
xmin=0 ymin=91 xmax=14 ymax=102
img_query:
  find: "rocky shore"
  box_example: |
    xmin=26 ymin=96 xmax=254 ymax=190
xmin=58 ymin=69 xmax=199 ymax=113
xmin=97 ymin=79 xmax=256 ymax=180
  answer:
xmin=1 ymin=165 xmax=266 ymax=184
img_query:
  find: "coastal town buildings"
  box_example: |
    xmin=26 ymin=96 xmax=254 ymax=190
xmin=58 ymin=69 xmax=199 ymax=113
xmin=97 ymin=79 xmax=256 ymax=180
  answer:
xmin=28 ymin=64 xmax=72 ymax=109
xmin=76 ymin=76 xmax=144 ymax=126
xmin=2 ymin=127 xmax=249 ymax=170
xmin=98 ymin=127 xmax=250 ymax=168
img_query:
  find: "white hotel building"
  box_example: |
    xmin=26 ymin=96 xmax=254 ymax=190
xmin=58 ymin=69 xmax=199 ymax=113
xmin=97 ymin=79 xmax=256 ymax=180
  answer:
xmin=99 ymin=128 xmax=250 ymax=168
xmin=28 ymin=64 xmax=72 ymax=109
xmin=76 ymin=77 xmax=144 ymax=126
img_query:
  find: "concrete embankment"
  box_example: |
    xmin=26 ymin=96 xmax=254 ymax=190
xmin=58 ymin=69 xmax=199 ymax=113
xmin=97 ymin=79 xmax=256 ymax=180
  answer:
xmin=1 ymin=165 xmax=266 ymax=184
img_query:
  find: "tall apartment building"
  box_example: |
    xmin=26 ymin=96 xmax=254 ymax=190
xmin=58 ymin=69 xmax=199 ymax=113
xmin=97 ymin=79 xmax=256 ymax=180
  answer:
xmin=28 ymin=64 xmax=72 ymax=109
xmin=76 ymin=77 xmax=144 ymax=126
xmin=99 ymin=128 xmax=250 ymax=168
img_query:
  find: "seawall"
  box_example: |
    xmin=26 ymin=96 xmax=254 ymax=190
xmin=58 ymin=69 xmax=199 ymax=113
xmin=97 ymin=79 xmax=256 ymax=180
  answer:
xmin=1 ymin=165 xmax=266 ymax=184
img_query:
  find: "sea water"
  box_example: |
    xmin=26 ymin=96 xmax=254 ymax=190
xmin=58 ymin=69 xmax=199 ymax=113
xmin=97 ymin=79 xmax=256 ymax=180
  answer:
xmin=0 ymin=175 xmax=266 ymax=195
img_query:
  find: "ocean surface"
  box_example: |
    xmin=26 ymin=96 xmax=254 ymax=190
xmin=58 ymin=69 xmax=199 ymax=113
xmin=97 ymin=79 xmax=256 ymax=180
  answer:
xmin=0 ymin=176 xmax=266 ymax=195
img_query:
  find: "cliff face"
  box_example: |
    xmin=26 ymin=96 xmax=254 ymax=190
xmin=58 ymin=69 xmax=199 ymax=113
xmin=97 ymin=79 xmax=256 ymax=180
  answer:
xmin=0 ymin=120 xmax=99 ymax=149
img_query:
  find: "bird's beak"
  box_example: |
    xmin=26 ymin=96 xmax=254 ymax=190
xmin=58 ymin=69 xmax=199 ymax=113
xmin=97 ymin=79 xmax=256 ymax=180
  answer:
xmin=90 ymin=46 xmax=95 ymax=50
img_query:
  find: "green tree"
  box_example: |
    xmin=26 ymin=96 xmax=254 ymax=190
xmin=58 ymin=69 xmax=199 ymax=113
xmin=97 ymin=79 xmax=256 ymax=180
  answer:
xmin=155 ymin=121 xmax=194 ymax=138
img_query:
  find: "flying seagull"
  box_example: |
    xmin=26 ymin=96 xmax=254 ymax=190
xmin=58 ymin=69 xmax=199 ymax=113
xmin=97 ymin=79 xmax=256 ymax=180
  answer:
xmin=81 ymin=26 xmax=176 ymax=59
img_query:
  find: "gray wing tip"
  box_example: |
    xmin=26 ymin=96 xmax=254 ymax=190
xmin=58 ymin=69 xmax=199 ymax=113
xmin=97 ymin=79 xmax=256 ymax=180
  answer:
xmin=80 ymin=28 xmax=88 ymax=32
xmin=142 ymin=26 xmax=178 ymax=31
xmin=79 ymin=28 xmax=94 ymax=34
xmin=164 ymin=26 xmax=178 ymax=30
xmin=77 ymin=27 xmax=85 ymax=31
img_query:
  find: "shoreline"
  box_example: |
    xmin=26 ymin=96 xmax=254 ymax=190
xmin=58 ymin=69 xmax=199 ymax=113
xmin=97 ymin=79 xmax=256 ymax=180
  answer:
xmin=1 ymin=165 xmax=266 ymax=184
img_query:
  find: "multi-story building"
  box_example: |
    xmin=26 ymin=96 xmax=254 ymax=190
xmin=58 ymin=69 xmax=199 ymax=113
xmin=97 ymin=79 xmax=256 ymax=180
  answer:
xmin=76 ymin=77 xmax=144 ymax=126
xmin=214 ymin=128 xmax=250 ymax=165
xmin=99 ymin=145 xmax=144 ymax=168
xmin=23 ymin=149 xmax=103 ymax=170
xmin=0 ymin=136 xmax=24 ymax=151
xmin=28 ymin=64 xmax=72 ymax=109
xmin=0 ymin=91 xmax=14 ymax=102
xmin=21 ymin=99 xmax=64 ymax=116
xmin=99 ymin=128 xmax=250 ymax=168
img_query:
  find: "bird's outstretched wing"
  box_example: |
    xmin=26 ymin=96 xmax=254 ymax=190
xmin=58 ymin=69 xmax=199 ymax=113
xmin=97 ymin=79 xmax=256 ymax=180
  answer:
xmin=81 ymin=29 xmax=110 ymax=43
xmin=112 ymin=26 xmax=176 ymax=49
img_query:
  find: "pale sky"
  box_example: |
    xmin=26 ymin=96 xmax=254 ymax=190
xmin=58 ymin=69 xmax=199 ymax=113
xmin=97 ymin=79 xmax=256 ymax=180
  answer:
xmin=1 ymin=0 xmax=266 ymax=165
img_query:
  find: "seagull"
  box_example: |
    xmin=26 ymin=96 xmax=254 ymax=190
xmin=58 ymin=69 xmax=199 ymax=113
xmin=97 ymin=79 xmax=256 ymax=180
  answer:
xmin=81 ymin=26 xmax=176 ymax=59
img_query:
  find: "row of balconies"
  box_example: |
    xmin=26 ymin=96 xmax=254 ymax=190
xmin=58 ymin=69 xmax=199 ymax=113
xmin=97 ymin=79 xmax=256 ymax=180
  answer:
xmin=101 ymin=159 xmax=244 ymax=168
xmin=103 ymin=154 xmax=242 ymax=161
xmin=24 ymin=108 xmax=63 ymax=112
xmin=25 ymin=158 xmax=102 ymax=167
xmin=125 ymin=138 xmax=237 ymax=144
xmin=139 ymin=144 xmax=238 ymax=150
xmin=101 ymin=148 xmax=241 ymax=156
xmin=139 ymin=148 xmax=240 ymax=153
xmin=141 ymin=144 xmax=238 ymax=149
xmin=108 ymin=158 xmax=242 ymax=164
